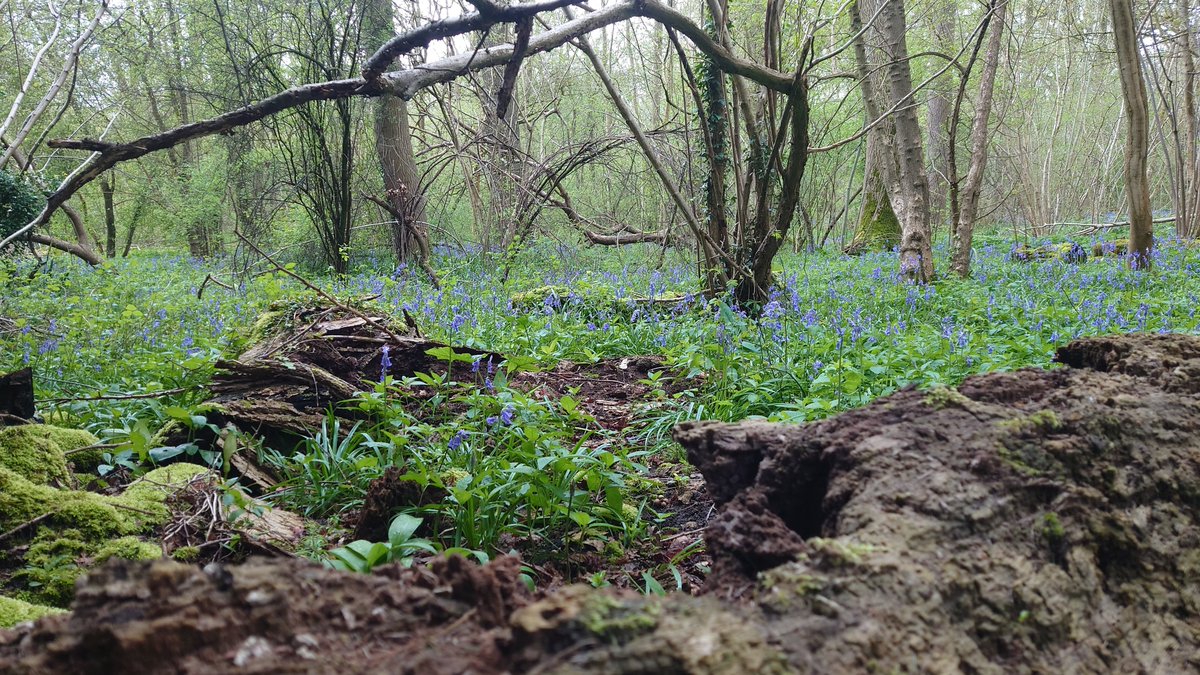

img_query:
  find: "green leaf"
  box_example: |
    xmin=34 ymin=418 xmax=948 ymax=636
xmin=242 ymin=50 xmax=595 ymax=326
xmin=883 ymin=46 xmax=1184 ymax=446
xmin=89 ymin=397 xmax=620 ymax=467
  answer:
xmin=560 ymin=395 xmax=578 ymax=414
xmin=425 ymin=346 xmax=475 ymax=363
xmin=387 ymin=514 xmax=424 ymax=547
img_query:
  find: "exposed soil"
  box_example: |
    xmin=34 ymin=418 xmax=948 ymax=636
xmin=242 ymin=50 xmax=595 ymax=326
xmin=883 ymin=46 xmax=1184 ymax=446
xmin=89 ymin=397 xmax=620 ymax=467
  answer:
xmin=510 ymin=355 xmax=682 ymax=431
xmin=5 ymin=333 xmax=1199 ymax=673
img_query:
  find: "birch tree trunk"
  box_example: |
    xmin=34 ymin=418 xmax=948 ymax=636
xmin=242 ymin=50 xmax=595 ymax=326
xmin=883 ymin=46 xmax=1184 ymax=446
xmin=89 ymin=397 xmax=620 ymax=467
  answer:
xmin=1109 ymin=0 xmax=1154 ymax=268
xmin=950 ymin=0 xmax=1007 ymax=278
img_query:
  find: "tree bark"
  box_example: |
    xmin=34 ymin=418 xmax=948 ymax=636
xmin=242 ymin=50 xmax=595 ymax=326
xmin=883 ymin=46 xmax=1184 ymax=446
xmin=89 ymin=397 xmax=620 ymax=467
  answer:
xmin=846 ymin=128 xmax=900 ymax=254
xmin=365 ymin=0 xmax=429 ymax=264
xmin=950 ymin=0 xmax=1007 ymax=278
xmin=926 ymin=0 xmax=956 ymax=231
xmin=101 ymin=171 xmax=116 ymax=258
xmin=1109 ymin=0 xmax=1154 ymax=268
xmin=853 ymin=0 xmax=934 ymax=282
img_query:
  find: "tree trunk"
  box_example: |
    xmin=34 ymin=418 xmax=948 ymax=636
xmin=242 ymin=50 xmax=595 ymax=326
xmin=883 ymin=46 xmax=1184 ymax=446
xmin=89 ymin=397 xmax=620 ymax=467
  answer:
xmin=846 ymin=130 xmax=900 ymax=254
xmin=854 ymin=0 xmax=934 ymax=282
xmin=476 ymin=22 xmax=522 ymax=249
xmin=101 ymin=171 xmax=116 ymax=258
xmin=950 ymin=0 xmax=1007 ymax=278
xmin=926 ymin=0 xmax=956 ymax=232
xmin=365 ymin=0 xmax=430 ymax=264
xmin=1109 ymin=0 xmax=1154 ymax=268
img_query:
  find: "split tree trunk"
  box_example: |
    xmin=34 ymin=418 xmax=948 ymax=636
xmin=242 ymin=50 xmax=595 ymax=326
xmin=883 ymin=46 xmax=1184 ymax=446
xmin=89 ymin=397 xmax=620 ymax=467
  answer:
xmin=853 ymin=0 xmax=934 ymax=281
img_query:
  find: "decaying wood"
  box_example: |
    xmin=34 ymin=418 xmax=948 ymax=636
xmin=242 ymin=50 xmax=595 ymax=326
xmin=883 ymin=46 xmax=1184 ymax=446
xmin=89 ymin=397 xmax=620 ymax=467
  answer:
xmin=583 ymin=228 xmax=669 ymax=245
xmin=0 ymin=367 xmax=35 ymax=423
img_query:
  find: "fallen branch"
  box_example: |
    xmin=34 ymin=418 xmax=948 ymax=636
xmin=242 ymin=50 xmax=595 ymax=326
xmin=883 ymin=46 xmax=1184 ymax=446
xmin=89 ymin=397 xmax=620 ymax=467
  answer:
xmin=198 ymin=274 xmax=235 ymax=299
xmin=37 ymin=387 xmax=188 ymax=404
xmin=583 ymin=229 xmax=668 ymax=245
xmin=1066 ymin=216 xmax=1173 ymax=237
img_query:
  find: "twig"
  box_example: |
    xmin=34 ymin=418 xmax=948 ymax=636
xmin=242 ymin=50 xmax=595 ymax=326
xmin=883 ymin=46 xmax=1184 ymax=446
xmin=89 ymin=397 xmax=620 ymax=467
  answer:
xmin=0 ymin=512 xmax=54 ymax=543
xmin=64 ymin=442 xmax=119 ymax=456
xmin=198 ymin=273 xmax=235 ymax=299
xmin=111 ymin=502 xmax=161 ymax=517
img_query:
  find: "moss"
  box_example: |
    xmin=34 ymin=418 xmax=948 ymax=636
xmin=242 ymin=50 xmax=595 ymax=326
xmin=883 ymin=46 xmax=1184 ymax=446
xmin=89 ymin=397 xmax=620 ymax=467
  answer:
xmin=172 ymin=545 xmax=201 ymax=562
xmin=759 ymin=560 xmax=827 ymax=613
xmin=19 ymin=530 xmax=90 ymax=606
xmin=0 ymin=465 xmax=135 ymax=537
xmin=247 ymin=308 xmax=289 ymax=344
xmin=845 ymin=189 xmax=900 ymax=254
xmin=0 ymin=595 xmax=64 ymax=628
xmin=1011 ymin=242 xmax=1088 ymax=264
xmin=17 ymin=532 xmax=160 ymax=608
xmin=1042 ymin=513 xmax=1065 ymax=544
xmin=809 ymin=537 xmax=877 ymax=566
xmin=119 ymin=462 xmax=212 ymax=523
xmin=580 ymin=594 xmax=661 ymax=641
xmin=44 ymin=426 xmax=105 ymax=472
xmin=924 ymin=386 xmax=972 ymax=410
xmin=0 ymin=424 xmax=73 ymax=485
xmin=1 ymin=462 xmax=208 ymax=608
xmin=998 ymin=410 xmax=1062 ymax=435
xmin=1092 ymin=239 xmax=1129 ymax=257
xmin=96 ymin=536 xmax=162 ymax=564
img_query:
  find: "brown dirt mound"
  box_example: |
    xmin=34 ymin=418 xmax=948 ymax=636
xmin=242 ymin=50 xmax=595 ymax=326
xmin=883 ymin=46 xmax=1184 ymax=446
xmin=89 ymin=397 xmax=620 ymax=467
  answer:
xmin=3 ymin=334 xmax=1198 ymax=673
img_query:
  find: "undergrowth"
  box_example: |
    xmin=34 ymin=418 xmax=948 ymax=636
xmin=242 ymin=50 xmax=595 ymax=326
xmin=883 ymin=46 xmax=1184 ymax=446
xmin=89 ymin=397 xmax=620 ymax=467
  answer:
xmin=3 ymin=235 xmax=1198 ymax=582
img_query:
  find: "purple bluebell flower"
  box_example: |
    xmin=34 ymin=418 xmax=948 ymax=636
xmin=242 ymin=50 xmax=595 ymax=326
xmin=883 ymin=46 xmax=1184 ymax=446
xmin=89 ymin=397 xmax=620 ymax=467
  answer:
xmin=380 ymin=345 xmax=392 ymax=382
xmin=500 ymin=405 xmax=515 ymax=426
xmin=448 ymin=429 xmax=469 ymax=451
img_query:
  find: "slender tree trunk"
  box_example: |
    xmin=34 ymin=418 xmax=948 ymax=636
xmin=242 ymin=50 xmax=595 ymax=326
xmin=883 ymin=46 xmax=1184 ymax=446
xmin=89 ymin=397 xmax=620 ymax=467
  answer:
xmin=1109 ymin=0 xmax=1154 ymax=268
xmin=950 ymin=0 xmax=1007 ymax=278
xmin=1178 ymin=0 xmax=1200 ymax=238
xmin=476 ymin=22 xmax=522 ymax=249
xmin=101 ymin=172 xmax=116 ymax=258
xmin=927 ymin=0 xmax=956 ymax=232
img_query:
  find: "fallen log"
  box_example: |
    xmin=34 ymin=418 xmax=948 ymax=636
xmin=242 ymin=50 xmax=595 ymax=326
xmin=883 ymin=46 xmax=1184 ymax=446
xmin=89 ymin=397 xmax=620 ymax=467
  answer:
xmin=583 ymin=228 xmax=668 ymax=245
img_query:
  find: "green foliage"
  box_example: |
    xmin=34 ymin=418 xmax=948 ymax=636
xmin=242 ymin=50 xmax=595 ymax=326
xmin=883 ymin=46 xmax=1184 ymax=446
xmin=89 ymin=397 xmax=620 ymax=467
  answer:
xmin=266 ymin=373 xmax=648 ymax=558
xmin=0 ymin=170 xmax=41 ymax=247
xmin=325 ymin=513 xmax=438 ymax=573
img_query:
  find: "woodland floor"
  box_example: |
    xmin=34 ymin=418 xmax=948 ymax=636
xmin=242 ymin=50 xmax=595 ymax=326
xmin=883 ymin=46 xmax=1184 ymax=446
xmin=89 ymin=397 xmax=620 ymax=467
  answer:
xmin=3 ymin=333 xmax=1199 ymax=673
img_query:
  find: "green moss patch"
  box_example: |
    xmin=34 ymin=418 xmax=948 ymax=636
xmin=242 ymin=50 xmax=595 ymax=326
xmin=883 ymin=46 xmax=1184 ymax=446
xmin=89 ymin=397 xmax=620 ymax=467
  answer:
xmin=0 ymin=595 xmax=64 ymax=628
xmin=0 ymin=425 xmax=210 ymax=609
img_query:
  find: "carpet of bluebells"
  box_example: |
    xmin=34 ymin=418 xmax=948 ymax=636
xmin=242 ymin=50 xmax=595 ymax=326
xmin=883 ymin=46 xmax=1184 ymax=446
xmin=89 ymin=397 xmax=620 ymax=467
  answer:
xmin=3 ymin=236 xmax=1198 ymax=438
xmin=5 ymin=235 xmax=1199 ymax=577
